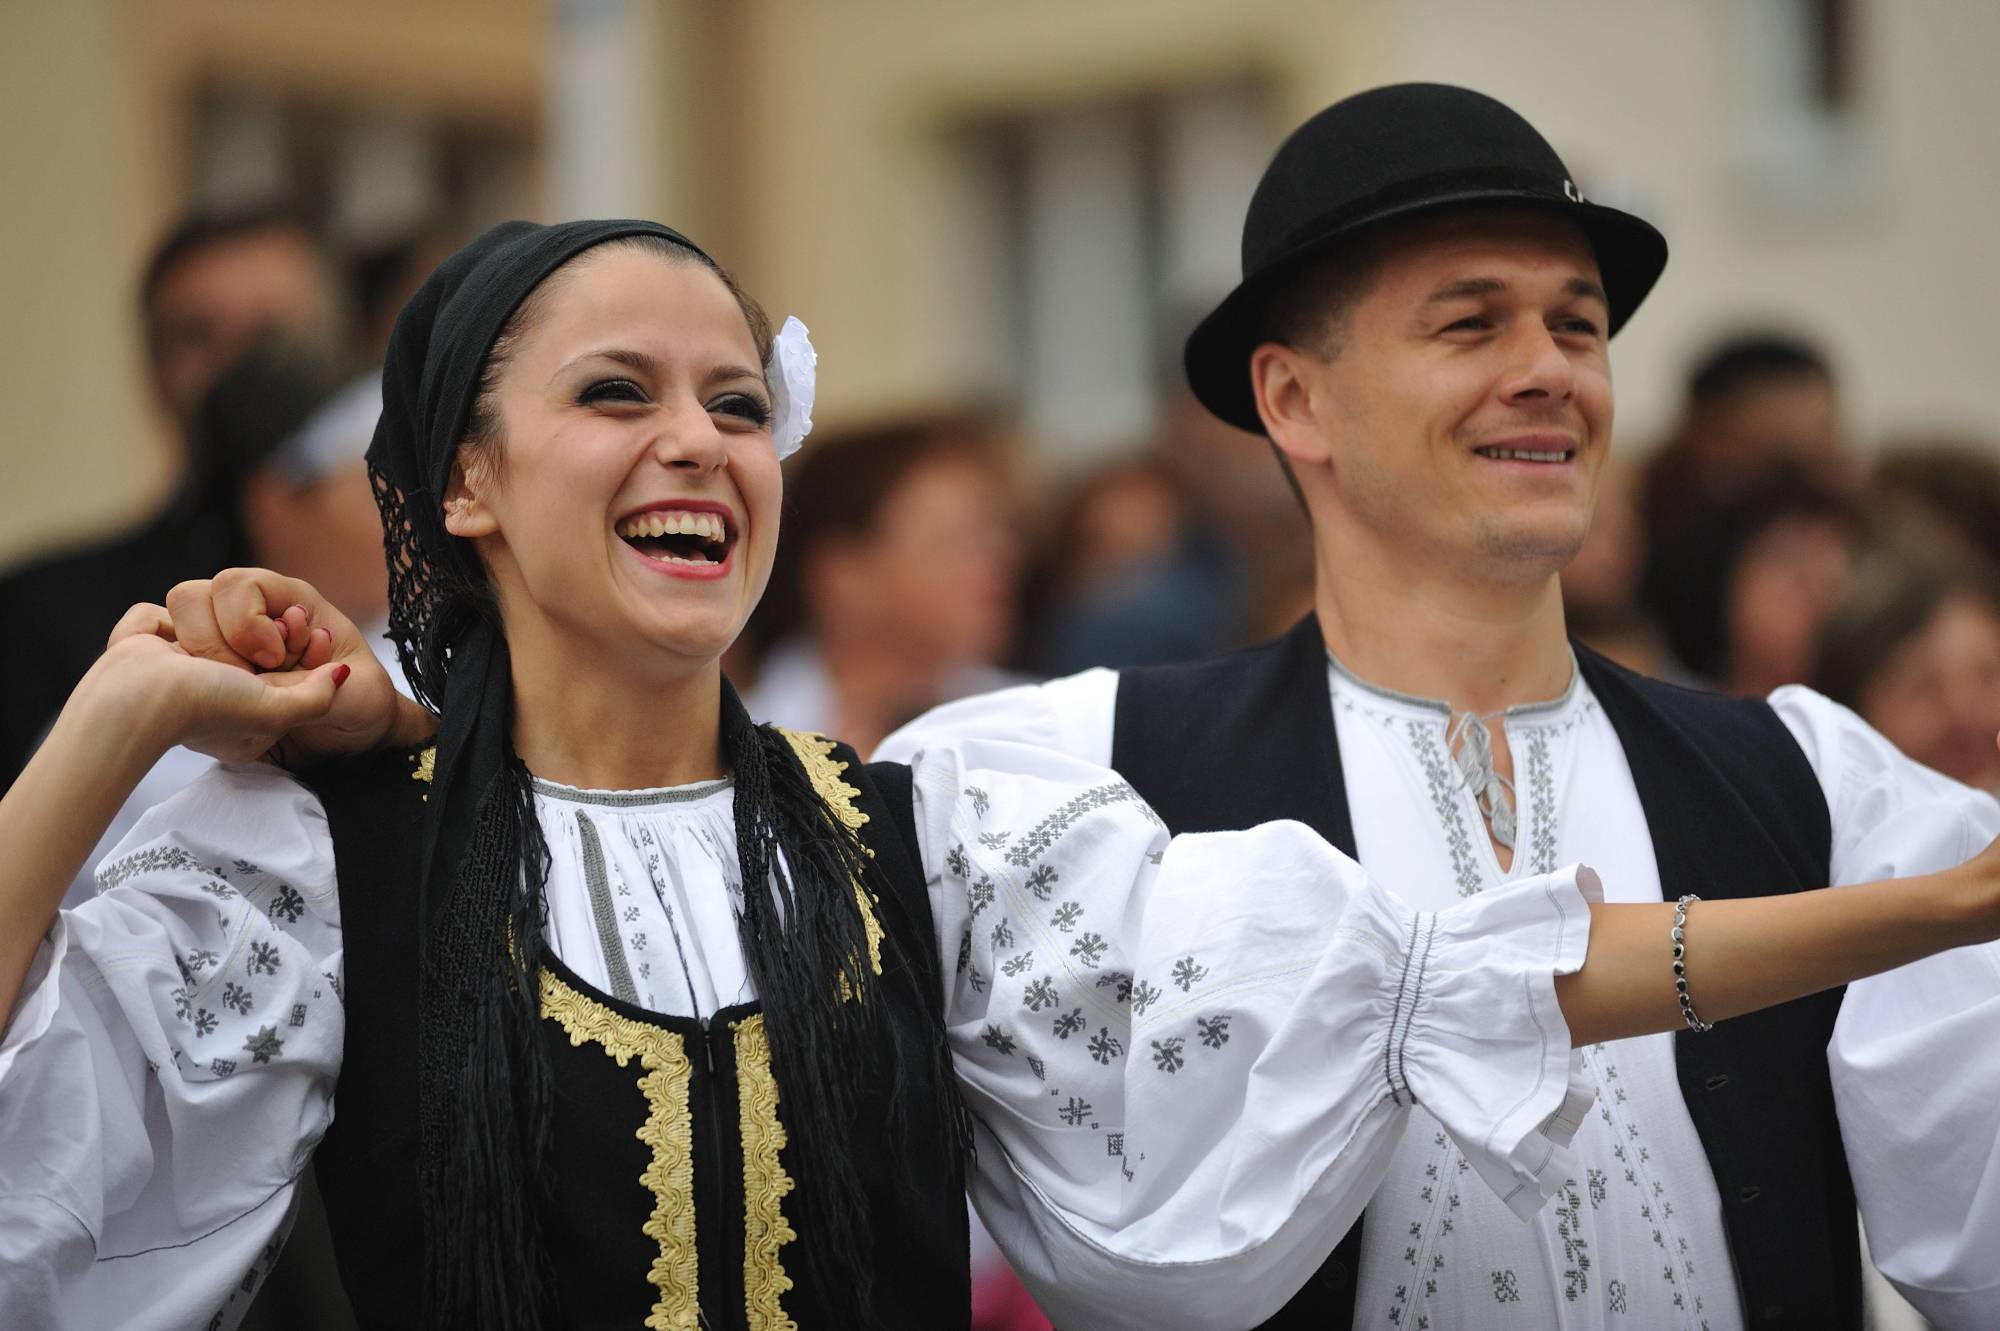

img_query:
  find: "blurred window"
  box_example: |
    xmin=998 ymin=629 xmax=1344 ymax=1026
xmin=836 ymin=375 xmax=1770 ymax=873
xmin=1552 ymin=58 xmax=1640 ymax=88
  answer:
xmin=958 ymin=86 xmax=1270 ymax=468
xmin=1728 ymin=0 xmax=1877 ymax=219
xmin=190 ymin=92 xmax=534 ymax=262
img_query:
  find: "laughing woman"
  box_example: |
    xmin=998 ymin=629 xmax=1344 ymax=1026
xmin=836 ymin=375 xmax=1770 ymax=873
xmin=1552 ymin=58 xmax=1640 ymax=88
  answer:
xmin=3 ymin=221 xmax=1999 ymax=1331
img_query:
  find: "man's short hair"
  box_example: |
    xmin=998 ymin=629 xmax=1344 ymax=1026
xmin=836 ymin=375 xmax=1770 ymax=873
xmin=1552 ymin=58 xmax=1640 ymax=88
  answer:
xmin=1250 ymin=244 xmax=1377 ymax=359
xmin=138 ymin=202 xmax=319 ymax=323
xmin=1687 ymin=332 xmax=1833 ymax=405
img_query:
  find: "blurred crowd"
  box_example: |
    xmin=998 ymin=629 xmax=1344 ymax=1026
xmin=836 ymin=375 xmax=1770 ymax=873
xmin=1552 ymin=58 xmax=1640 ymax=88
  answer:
xmin=5 ymin=203 xmax=2000 ymax=1330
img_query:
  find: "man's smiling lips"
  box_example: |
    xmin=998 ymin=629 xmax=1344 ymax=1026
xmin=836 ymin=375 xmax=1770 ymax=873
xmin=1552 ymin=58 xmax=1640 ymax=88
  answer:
xmin=1471 ymin=434 xmax=1580 ymax=464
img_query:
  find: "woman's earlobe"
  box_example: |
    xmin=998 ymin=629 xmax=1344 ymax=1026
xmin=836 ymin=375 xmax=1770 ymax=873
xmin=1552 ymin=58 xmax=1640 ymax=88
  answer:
xmin=442 ymin=493 xmax=497 ymax=538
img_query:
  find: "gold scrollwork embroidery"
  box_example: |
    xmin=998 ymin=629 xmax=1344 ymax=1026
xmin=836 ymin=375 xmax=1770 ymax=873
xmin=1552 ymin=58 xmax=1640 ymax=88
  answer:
xmin=540 ymin=968 xmax=699 ymax=1330
xmin=733 ymin=1014 xmax=799 ymax=1331
xmin=409 ymin=744 xmax=436 ymax=800
xmin=774 ymin=729 xmax=885 ymax=990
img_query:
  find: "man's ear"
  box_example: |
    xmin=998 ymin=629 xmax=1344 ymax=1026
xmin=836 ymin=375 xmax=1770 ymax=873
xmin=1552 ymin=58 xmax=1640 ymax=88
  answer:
xmin=1250 ymin=342 xmax=1335 ymax=469
xmin=442 ymin=454 xmax=501 ymax=538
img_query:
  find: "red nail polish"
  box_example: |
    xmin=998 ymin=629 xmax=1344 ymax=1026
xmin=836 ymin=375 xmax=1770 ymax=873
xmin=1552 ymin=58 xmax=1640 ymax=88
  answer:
xmin=332 ymin=664 xmax=351 ymax=686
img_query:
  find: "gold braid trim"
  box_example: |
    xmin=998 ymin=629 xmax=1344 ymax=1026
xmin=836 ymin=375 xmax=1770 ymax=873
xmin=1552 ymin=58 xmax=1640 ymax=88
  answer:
xmin=733 ymin=1015 xmax=799 ymax=1330
xmin=773 ymin=728 xmax=885 ymax=993
xmin=539 ymin=968 xmax=699 ymax=1331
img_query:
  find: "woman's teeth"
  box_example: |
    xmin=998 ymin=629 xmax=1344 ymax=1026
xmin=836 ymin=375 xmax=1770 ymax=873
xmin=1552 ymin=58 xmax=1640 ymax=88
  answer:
xmin=614 ymin=509 xmax=730 ymax=565
xmin=615 ymin=510 xmax=728 ymax=542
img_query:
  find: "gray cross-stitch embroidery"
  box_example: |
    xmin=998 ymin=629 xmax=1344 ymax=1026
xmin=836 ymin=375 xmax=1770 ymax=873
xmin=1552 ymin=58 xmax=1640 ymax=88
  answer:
xmin=964 ymin=787 xmax=991 ymax=817
xmin=221 ymin=982 xmax=253 ymax=1015
xmin=1052 ymin=1008 xmax=1086 ymax=1040
xmin=1492 ymin=1270 xmax=1521 ymax=1303
xmin=1169 ymin=956 xmax=1208 ymax=992
xmin=268 ymin=886 xmax=305 ymax=924
xmin=1025 ymin=865 xmax=1059 ymax=899
xmin=1095 ymin=972 xmax=1132 ymax=1003
xmin=1086 ymin=1028 xmax=1123 ymax=1064
xmin=1005 ymin=782 xmax=1160 ymax=867
xmin=1023 ymin=977 xmax=1060 ymax=1011
xmin=1408 ymin=722 xmax=1484 ymax=898
xmin=243 ymin=1026 xmax=284 ymax=1064
xmin=194 ymin=1009 xmax=217 ymax=1038
xmin=1050 ymin=900 xmax=1083 ymax=932
xmin=247 ymin=941 xmax=281 ymax=975
xmin=96 ymin=844 xmax=203 ymax=893
xmin=1058 ymin=1096 xmax=1093 ymax=1126
xmin=980 ymin=1025 xmax=1017 ymax=1057
xmin=1196 ymin=1014 xmax=1231 ymax=1048
xmin=1069 ymin=932 xmax=1107 ymax=967
xmin=991 ymin=918 xmax=1015 ymax=950
xmin=1001 ymin=952 xmax=1035 ymax=978
xmin=1130 ymin=979 xmax=1163 ymax=1016
xmin=1151 ymin=1037 xmax=1185 ymax=1073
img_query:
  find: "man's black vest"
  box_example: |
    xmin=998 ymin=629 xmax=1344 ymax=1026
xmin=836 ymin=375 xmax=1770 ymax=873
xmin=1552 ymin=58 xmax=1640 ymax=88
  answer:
xmin=1112 ymin=615 xmax=1853 ymax=1331
xmin=300 ymin=739 xmax=970 ymax=1330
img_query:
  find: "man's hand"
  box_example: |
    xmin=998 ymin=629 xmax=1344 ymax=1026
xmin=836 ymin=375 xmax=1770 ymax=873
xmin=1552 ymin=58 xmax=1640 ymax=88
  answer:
xmin=160 ymin=568 xmax=436 ymax=763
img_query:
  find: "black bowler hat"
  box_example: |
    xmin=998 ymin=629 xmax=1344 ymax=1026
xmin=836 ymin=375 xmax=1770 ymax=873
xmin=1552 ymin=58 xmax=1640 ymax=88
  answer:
xmin=1184 ymin=82 xmax=1669 ymax=433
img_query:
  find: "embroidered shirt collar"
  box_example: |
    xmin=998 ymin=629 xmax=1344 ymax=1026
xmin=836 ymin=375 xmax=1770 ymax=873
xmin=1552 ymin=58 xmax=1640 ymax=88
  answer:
xmin=1324 ymin=646 xmax=1584 ymax=724
xmin=529 ymin=774 xmax=735 ymax=808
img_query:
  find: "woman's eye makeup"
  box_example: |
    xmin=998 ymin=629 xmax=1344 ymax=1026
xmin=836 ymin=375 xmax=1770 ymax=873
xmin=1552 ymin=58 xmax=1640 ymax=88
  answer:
xmin=709 ymin=391 xmax=772 ymax=427
xmin=578 ymin=377 xmax=650 ymax=406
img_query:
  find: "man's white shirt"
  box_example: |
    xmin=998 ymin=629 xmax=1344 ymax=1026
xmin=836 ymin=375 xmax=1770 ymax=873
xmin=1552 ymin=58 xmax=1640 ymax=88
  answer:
xmin=879 ymin=658 xmax=2000 ymax=1330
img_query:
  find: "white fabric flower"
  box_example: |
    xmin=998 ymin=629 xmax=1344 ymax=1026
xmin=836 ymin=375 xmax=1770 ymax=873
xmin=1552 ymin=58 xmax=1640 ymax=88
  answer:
xmin=766 ymin=315 xmax=816 ymax=460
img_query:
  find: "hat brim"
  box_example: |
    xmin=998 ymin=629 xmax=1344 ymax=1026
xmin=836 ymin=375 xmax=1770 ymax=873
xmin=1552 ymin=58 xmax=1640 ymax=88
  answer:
xmin=1184 ymin=190 xmax=1668 ymax=434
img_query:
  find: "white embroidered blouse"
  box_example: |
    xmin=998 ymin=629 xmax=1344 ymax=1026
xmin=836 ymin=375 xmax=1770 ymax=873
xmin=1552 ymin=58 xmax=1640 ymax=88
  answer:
xmin=0 ymin=735 xmax=1597 ymax=1331
xmin=880 ymin=662 xmax=2000 ymax=1331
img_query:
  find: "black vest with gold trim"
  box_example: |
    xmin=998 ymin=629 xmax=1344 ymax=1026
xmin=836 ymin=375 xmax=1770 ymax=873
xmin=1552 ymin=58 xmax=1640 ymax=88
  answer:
xmin=301 ymin=734 xmax=970 ymax=1330
xmin=1111 ymin=616 xmax=1853 ymax=1331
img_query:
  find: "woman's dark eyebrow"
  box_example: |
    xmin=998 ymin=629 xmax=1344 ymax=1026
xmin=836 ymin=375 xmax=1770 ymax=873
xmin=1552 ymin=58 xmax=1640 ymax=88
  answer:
xmin=550 ymin=346 xmax=662 ymax=383
xmin=549 ymin=349 xmax=766 ymax=390
xmin=705 ymin=364 xmax=767 ymax=390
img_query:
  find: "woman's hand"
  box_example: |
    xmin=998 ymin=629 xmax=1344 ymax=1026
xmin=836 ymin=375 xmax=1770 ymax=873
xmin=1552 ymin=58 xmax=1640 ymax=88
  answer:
xmin=160 ymin=568 xmax=437 ymax=762
xmin=92 ymin=602 xmax=356 ymax=765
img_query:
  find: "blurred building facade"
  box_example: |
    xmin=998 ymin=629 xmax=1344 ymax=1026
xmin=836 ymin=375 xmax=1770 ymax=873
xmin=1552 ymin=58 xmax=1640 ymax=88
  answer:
xmin=6 ymin=0 xmax=2000 ymax=564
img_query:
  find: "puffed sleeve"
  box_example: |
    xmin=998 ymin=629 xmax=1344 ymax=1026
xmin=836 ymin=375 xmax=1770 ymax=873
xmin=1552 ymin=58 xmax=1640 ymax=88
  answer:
xmin=0 ymin=762 xmax=344 ymax=1331
xmin=903 ymin=736 xmax=1599 ymax=1331
xmin=1773 ymin=686 xmax=2000 ymax=1329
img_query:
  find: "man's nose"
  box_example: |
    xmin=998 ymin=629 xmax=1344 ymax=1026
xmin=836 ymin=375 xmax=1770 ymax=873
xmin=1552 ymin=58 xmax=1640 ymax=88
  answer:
xmin=1501 ymin=323 xmax=1576 ymax=404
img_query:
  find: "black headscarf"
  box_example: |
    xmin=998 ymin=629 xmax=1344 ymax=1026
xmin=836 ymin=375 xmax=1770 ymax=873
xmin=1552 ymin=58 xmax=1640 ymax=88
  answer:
xmin=368 ymin=220 xmax=909 ymax=1328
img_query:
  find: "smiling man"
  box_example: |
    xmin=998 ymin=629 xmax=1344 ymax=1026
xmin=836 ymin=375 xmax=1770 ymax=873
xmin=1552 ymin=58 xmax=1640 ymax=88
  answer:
xmin=883 ymin=84 xmax=2000 ymax=1329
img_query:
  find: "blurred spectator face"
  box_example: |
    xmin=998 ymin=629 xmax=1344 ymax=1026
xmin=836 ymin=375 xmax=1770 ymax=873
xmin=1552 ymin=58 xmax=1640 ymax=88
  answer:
xmin=1856 ymin=592 xmax=2000 ymax=792
xmin=1723 ymin=513 xmax=1855 ymax=695
xmin=240 ymin=459 xmax=388 ymax=628
xmin=146 ymin=226 xmax=336 ymax=426
xmin=821 ymin=453 xmax=1020 ymax=667
xmin=1065 ymin=463 xmax=1185 ymax=591
xmin=1282 ymin=207 xmax=1612 ymax=580
xmin=1690 ymin=372 xmax=1843 ymax=490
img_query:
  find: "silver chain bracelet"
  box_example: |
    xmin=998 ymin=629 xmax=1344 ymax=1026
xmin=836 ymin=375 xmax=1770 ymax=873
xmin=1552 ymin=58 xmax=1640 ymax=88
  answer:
xmin=1672 ymin=894 xmax=1713 ymax=1033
